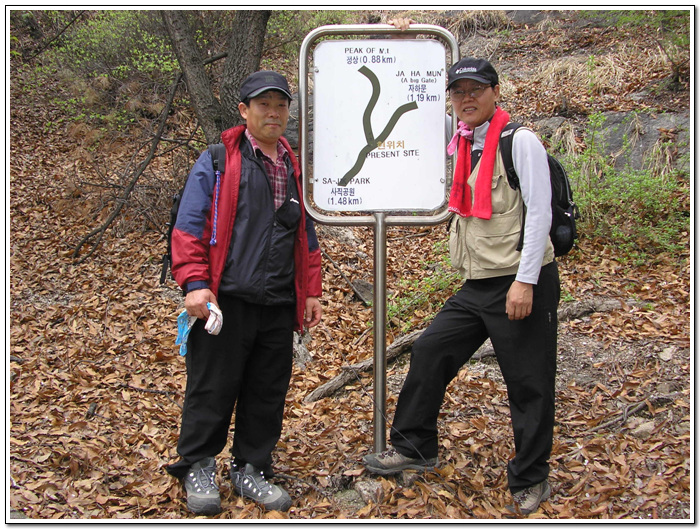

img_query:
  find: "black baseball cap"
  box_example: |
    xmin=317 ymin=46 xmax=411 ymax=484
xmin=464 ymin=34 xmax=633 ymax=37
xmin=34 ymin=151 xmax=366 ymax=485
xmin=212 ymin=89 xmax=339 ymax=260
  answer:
xmin=240 ymin=71 xmax=292 ymax=101
xmin=447 ymin=58 xmax=499 ymax=89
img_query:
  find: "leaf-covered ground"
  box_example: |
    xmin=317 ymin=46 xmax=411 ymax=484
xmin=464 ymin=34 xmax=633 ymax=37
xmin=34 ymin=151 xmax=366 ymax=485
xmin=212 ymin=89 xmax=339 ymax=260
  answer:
xmin=9 ymin=10 xmax=690 ymax=520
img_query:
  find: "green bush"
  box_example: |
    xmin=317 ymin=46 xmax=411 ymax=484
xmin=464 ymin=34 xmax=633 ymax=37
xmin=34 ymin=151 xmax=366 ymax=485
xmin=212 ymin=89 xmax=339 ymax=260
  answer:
xmin=562 ymin=112 xmax=689 ymax=264
xmin=50 ymin=11 xmax=177 ymax=82
xmin=15 ymin=11 xmax=181 ymax=132
xmin=386 ymin=240 xmax=462 ymax=332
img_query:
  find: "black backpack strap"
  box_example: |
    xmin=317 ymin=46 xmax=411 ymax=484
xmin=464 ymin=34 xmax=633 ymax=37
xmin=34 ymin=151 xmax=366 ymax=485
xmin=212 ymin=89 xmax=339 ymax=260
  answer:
xmin=160 ymin=143 xmax=226 ymax=285
xmin=498 ymin=122 xmax=526 ymax=251
xmin=207 ymin=143 xmax=226 ymax=174
xmin=499 ymin=122 xmax=522 ymax=190
xmin=160 ymin=188 xmax=181 ymax=284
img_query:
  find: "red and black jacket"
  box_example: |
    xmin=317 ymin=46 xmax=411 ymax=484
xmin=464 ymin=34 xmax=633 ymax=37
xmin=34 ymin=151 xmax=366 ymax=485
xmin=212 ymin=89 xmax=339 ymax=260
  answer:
xmin=171 ymin=125 xmax=322 ymax=331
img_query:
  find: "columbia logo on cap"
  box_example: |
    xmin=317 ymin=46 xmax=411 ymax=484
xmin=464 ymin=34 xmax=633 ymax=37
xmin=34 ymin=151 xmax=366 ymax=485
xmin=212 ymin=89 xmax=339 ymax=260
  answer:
xmin=455 ymin=67 xmax=478 ymax=74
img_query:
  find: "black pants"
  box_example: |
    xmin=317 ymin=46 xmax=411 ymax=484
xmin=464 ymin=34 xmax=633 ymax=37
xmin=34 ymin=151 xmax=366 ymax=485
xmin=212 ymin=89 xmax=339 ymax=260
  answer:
xmin=391 ymin=262 xmax=559 ymax=492
xmin=166 ymin=296 xmax=294 ymax=479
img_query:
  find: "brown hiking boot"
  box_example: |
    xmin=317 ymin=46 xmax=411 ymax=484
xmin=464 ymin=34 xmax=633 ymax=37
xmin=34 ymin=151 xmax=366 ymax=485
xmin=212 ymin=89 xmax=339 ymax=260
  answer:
xmin=506 ymin=480 xmax=551 ymax=516
xmin=362 ymin=448 xmax=437 ymax=475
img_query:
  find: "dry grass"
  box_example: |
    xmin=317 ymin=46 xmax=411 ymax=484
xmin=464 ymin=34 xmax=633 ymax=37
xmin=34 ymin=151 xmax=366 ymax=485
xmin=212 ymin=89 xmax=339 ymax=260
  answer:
xmin=532 ymin=42 xmax=675 ymax=98
xmin=445 ymin=10 xmax=510 ymax=40
xmin=375 ymin=9 xmax=510 ymax=40
xmin=610 ymin=112 xmax=643 ymax=161
xmin=496 ymin=75 xmax=516 ymax=104
xmin=645 ymin=134 xmax=680 ymax=181
xmin=551 ymin=120 xmax=579 ymax=158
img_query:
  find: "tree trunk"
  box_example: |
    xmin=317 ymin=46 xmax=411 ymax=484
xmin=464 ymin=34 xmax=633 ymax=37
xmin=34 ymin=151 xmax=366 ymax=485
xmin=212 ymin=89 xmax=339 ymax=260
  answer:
xmin=161 ymin=10 xmax=224 ymax=143
xmin=161 ymin=10 xmax=271 ymax=142
xmin=220 ymin=10 xmax=271 ymax=130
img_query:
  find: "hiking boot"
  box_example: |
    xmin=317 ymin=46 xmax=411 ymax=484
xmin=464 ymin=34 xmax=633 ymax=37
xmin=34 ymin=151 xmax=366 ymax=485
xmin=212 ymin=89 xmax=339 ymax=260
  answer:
xmin=183 ymin=457 xmax=221 ymax=516
xmin=362 ymin=448 xmax=437 ymax=475
xmin=506 ymin=480 xmax=551 ymax=516
xmin=230 ymin=463 xmax=292 ymax=512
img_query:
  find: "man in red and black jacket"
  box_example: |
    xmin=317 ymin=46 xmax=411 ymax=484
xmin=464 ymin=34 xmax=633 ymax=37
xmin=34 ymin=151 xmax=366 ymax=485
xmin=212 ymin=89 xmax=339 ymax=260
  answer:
xmin=166 ymin=71 xmax=322 ymax=515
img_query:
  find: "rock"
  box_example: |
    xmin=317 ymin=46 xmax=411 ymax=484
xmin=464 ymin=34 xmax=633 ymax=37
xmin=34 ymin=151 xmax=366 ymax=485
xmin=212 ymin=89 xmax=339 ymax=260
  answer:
xmin=533 ymin=111 xmax=690 ymax=177
xmin=657 ymin=381 xmax=675 ymax=394
xmin=597 ymin=111 xmax=690 ymax=172
xmin=352 ymin=280 xmax=374 ymax=303
xmin=316 ymin=225 xmax=358 ymax=246
xmin=506 ymin=10 xmax=550 ymax=26
xmin=659 ymin=347 xmax=675 ymax=362
xmin=354 ymin=479 xmax=384 ymax=504
xmin=397 ymin=470 xmax=423 ymax=487
xmin=533 ymin=117 xmax=567 ymax=138
xmin=334 ymin=488 xmax=366 ymax=510
xmin=630 ymin=421 xmax=655 ymax=439
xmin=676 ymin=421 xmax=690 ymax=435
xmin=293 ymin=331 xmax=313 ymax=368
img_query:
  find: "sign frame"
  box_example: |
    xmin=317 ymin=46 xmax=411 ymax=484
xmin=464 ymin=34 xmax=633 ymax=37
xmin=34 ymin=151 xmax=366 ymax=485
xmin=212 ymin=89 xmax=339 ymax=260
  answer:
xmin=312 ymin=38 xmax=448 ymax=213
xmin=299 ymin=24 xmax=459 ymax=452
xmin=300 ymin=24 xmax=459 ymax=227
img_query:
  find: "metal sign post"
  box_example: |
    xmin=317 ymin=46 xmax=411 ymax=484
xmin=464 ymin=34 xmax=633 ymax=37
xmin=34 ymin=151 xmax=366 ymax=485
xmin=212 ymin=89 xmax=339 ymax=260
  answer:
xmin=300 ymin=24 xmax=459 ymax=452
xmin=372 ymin=211 xmax=387 ymax=450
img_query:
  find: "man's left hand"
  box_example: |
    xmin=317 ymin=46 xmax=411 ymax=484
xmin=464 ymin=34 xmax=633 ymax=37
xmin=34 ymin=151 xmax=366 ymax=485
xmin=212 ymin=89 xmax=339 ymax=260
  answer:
xmin=304 ymin=297 xmax=322 ymax=328
xmin=506 ymin=281 xmax=533 ymax=321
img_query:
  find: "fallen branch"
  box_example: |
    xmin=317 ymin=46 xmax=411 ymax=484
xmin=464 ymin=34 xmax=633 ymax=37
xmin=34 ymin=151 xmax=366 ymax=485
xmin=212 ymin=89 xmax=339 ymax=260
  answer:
xmin=275 ymin=473 xmax=332 ymax=499
xmin=72 ymin=72 xmax=183 ymax=264
xmin=586 ymin=401 xmax=650 ymax=434
xmin=387 ymin=228 xmax=431 ymax=242
xmin=305 ymin=296 xmax=637 ymax=402
xmin=557 ymin=297 xmax=640 ymax=321
xmin=304 ymin=330 xmax=423 ymax=403
xmin=585 ymin=391 xmax=683 ymax=434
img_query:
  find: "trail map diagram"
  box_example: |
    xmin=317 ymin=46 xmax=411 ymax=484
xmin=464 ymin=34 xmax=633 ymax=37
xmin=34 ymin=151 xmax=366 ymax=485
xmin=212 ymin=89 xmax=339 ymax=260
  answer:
xmin=338 ymin=66 xmax=418 ymax=187
xmin=312 ymin=39 xmax=447 ymax=212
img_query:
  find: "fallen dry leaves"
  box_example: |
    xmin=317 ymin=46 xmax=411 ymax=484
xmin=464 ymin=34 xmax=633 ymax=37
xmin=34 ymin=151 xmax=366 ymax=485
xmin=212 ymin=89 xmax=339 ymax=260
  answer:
xmin=9 ymin=11 xmax=690 ymax=521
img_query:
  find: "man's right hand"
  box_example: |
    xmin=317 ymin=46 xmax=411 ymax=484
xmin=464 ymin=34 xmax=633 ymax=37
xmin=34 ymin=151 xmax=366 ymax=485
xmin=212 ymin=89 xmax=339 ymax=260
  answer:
xmin=388 ymin=17 xmax=415 ymax=31
xmin=184 ymin=288 xmax=218 ymax=320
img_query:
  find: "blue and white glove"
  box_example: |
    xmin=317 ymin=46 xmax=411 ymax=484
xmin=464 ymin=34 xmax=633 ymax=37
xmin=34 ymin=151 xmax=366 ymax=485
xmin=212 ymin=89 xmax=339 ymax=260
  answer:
xmin=175 ymin=302 xmax=223 ymax=356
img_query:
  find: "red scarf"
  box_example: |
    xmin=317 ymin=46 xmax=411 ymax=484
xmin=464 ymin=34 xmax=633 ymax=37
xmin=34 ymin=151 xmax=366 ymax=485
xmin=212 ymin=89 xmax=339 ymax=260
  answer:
xmin=448 ymin=107 xmax=510 ymax=219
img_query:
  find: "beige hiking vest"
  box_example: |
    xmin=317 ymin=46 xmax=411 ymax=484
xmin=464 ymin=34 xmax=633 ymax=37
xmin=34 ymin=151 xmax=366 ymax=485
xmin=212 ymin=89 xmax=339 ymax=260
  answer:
xmin=448 ymin=141 xmax=554 ymax=280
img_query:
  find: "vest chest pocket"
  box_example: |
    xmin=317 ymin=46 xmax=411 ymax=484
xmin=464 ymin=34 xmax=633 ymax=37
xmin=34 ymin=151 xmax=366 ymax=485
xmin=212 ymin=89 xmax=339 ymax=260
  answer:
xmin=471 ymin=211 xmax=522 ymax=270
xmin=490 ymin=172 xmax=520 ymax=215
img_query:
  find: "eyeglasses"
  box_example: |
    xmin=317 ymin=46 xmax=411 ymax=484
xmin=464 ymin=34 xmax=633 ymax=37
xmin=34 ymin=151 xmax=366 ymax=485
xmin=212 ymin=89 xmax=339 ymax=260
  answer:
xmin=449 ymin=85 xmax=490 ymax=100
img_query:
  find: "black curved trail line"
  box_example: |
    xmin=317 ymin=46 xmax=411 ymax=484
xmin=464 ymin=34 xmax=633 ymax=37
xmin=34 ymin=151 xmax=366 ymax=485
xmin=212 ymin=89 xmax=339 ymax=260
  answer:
xmin=339 ymin=66 xmax=418 ymax=187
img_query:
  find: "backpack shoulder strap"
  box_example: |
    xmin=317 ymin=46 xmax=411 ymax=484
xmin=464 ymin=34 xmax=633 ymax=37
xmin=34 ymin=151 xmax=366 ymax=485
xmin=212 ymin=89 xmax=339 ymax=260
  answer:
xmin=499 ymin=122 xmax=522 ymax=190
xmin=207 ymin=143 xmax=226 ymax=174
xmin=160 ymin=143 xmax=227 ymax=285
xmin=498 ymin=122 xmax=525 ymax=251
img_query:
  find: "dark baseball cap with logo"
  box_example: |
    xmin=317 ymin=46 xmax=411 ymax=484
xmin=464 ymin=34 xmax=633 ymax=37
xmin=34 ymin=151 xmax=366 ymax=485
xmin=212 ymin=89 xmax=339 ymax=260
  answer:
xmin=447 ymin=58 xmax=499 ymax=89
xmin=240 ymin=71 xmax=292 ymax=101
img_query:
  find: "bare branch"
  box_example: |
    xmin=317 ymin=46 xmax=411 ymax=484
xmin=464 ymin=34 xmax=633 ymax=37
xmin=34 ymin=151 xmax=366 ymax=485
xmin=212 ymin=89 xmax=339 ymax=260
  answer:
xmin=72 ymin=72 xmax=183 ymax=263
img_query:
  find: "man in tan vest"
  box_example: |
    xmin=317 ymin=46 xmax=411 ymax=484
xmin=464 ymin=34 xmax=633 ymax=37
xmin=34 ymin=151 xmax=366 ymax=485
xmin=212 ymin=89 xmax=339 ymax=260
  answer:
xmin=363 ymin=55 xmax=560 ymax=517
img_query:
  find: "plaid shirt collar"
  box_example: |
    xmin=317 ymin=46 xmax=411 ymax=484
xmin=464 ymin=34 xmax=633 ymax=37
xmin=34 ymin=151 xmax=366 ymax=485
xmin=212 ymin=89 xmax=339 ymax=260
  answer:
xmin=245 ymin=129 xmax=290 ymax=209
xmin=245 ymin=129 xmax=289 ymax=165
